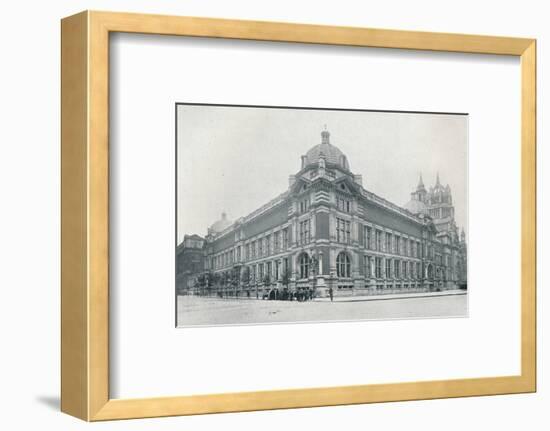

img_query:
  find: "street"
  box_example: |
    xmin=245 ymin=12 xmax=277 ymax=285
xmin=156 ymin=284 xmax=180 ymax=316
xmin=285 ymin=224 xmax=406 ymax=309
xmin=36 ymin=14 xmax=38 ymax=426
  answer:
xmin=176 ymin=293 xmax=468 ymax=327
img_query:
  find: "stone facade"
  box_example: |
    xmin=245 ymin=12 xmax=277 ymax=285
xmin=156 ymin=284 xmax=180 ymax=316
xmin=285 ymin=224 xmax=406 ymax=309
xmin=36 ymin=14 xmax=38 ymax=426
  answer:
xmin=187 ymin=129 xmax=467 ymax=298
xmin=176 ymin=234 xmax=205 ymax=293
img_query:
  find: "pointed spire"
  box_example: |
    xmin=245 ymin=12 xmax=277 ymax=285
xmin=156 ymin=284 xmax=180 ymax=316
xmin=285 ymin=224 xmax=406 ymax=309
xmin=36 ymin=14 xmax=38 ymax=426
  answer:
xmin=416 ymin=173 xmax=426 ymax=192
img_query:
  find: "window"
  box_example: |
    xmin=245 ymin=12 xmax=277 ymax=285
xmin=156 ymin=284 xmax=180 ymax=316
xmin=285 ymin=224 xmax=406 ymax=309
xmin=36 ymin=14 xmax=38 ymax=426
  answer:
xmin=395 ymin=236 xmax=401 ymax=254
xmin=236 ymin=246 xmax=241 ymax=262
xmin=267 ymin=261 xmax=272 ymax=278
xmin=385 ymin=259 xmax=392 ymax=278
xmin=375 ymin=230 xmax=382 ymax=251
xmin=385 ymin=233 xmax=392 ymax=253
xmin=337 ymin=196 xmax=351 ymax=213
xmin=283 ymin=228 xmax=289 ymax=249
xmin=337 ymin=218 xmax=351 ymax=243
xmin=365 ymin=226 xmax=371 ymax=249
xmin=364 ymin=255 xmax=371 ymax=278
xmin=274 ymin=231 xmax=280 ymax=252
xmin=259 ymin=263 xmax=264 ymax=280
xmin=258 ymin=239 xmax=263 ymax=256
xmin=299 ymin=199 xmax=309 ymax=213
xmin=299 ymin=253 xmax=310 ymax=279
xmin=299 ymin=219 xmax=310 ymax=244
xmin=417 ymin=262 xmax=421 ymax=279
xmin=265 ymin=235 xmax=271 ymax=256
xmin=375 ymin=257 xmax=382 ymax=278
xmin=336 ymin=252 xmax=351 ymax=278
xmin=395 ymin=260 xmax=400 ymax=278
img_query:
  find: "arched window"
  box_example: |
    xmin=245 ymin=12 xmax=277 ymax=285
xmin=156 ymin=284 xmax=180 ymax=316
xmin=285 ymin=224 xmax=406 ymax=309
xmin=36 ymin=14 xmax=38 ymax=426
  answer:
xmin=427 ymin=264 xmax=434 ymax=279
xmin=299 ymin=253 xmax=310 ymax=279
xmin=336 ymin=252 xmax=351 ymax=278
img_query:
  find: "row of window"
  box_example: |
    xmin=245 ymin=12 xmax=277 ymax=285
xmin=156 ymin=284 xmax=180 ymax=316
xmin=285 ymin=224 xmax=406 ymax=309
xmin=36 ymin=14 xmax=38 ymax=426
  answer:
xmin=298 ymin=252 xmax=351 ymax=279
xmin=211 ymin=228 xmax=290 ymax=270
xmin=240 ymin=258 xmax=290 ymax=284
xmin=364 ymin=256 xmax=423 ymax=280
xmin=299 ymin=195 xmax=351 ymax=215
xmin=364 ymin=226 xmax=423 ymax=258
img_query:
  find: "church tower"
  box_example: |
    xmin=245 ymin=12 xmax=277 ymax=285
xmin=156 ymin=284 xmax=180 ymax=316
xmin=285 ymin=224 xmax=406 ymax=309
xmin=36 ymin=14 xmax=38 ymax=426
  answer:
xmin=426 ymin=172 xmax=455 ymax=233
xmin=411 ymin=173 xmax=427 ymax=203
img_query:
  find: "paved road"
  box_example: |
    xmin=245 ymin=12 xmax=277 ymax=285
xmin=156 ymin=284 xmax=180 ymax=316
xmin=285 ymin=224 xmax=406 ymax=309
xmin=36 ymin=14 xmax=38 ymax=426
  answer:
xmin=176 ymin=294 xmax=468 ymax=327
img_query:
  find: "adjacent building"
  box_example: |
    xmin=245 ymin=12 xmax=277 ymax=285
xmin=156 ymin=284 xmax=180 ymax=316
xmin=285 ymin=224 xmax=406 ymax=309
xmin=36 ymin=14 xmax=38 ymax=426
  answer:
xmin=176 ymin=234 xmax=205 ymax=293
xmin=182 ymin=129 xmax=467 ymax=297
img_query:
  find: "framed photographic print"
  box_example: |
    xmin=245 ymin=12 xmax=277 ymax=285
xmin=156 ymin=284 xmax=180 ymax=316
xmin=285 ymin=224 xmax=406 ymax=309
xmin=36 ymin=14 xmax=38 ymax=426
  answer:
xmin=61 ymin=10 xmax=536 ymax=421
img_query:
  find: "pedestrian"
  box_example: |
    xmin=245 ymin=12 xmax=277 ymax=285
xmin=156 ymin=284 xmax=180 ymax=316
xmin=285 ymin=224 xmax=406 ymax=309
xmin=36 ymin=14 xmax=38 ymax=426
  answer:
xmin=329 ymin=287 xmax=334 ymax=302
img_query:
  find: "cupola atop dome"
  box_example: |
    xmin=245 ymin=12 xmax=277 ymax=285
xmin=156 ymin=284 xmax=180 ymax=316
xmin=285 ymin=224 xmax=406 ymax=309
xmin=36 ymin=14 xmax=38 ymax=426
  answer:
xmin=301 ymin=127 xmax=350 ymax=171
xmin=321 ymin=127 xmax=330 ymax=145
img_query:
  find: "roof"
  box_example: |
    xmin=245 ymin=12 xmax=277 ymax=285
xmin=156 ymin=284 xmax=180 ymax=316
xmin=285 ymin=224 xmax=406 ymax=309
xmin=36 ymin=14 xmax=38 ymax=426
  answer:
xmin=303 ymin=129 xmax=349 ymax=170
xmin=403 ymin=198 xmax=428 ymax=215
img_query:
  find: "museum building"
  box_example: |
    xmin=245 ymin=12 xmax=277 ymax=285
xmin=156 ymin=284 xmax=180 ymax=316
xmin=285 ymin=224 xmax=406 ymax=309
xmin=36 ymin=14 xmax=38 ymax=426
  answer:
xmin=189 ymin=129 xmax=467 ymax=297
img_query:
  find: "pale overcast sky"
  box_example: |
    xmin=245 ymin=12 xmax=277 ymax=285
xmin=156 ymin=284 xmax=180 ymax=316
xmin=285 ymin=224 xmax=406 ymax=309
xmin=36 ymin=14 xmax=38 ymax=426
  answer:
xmin=177 ymin=105 xmax=467 ymax=243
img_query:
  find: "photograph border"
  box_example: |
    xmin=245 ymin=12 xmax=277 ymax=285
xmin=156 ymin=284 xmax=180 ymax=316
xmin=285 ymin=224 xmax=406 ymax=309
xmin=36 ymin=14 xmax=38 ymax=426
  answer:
xmin=174 ymin=102 xmax=470 ymax=327
xmin=61 ymin=10 xmax=536 ymax=421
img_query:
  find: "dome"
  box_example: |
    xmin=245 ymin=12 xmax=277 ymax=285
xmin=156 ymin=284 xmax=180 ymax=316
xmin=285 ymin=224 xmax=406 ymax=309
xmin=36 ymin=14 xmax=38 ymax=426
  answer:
xmin=302 ymin=129 xmax=350 ymax=170
xmin=209 ymin=212 xmax=232 ymax=233
xmin=404 ymin=199 xmax=428 ymax=215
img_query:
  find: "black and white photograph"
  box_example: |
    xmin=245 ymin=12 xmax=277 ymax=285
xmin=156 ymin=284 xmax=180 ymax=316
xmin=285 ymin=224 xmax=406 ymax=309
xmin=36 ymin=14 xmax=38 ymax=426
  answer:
xmin=176 ymin=104 xmax=468 ymax=327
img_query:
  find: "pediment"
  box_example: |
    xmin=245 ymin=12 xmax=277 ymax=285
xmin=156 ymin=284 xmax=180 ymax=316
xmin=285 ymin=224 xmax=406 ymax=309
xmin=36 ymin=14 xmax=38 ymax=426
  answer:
xmin=333 ymin=176 xmax=361 ymax=196
xmin=289 ymin=176 xmax=312 ymax=196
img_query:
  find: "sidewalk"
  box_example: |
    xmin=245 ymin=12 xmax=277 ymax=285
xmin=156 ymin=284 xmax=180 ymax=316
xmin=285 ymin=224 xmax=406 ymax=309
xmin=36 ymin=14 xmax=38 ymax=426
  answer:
xmin=313 ymin=289 xmax=467 ymax=303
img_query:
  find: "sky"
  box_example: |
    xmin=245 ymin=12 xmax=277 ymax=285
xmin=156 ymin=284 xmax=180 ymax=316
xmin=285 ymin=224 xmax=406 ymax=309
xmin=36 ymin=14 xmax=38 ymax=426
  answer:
xmin=177 ymin=105 xmax=468 ymax=243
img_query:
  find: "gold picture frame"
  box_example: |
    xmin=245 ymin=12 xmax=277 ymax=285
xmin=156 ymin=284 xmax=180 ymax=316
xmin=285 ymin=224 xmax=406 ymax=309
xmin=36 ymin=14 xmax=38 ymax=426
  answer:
xmin=61 ymin=10 xmax=536 ymax=421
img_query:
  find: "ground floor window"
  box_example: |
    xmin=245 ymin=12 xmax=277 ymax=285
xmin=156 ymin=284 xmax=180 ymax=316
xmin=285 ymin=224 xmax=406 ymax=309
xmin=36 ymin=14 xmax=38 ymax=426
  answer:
xmin=336 ymin=252 xmax=351 ymax=278
xmin=375 ymin=257 xmax=382 ymax=278
xmin=363 ymin=255 xmax=370 ymax=277
xmin=385 ymin=259 xmax=392 ymax=278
